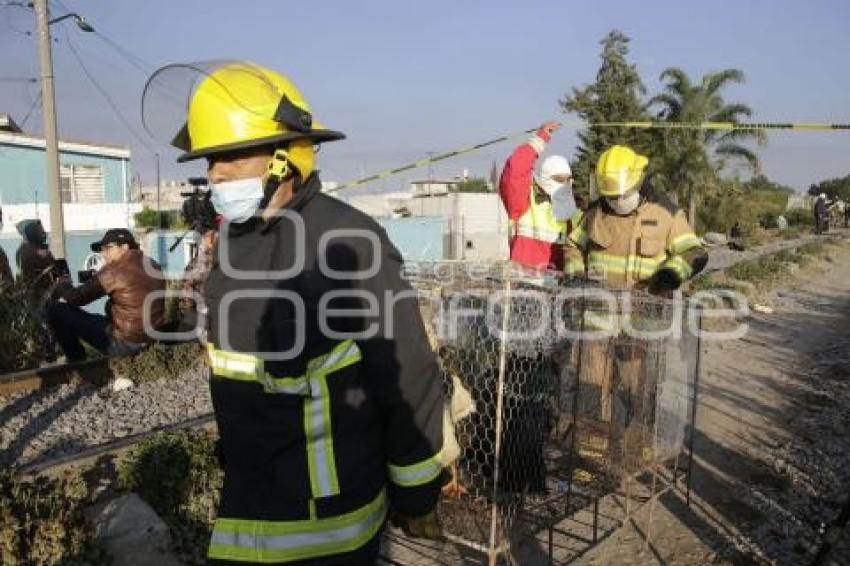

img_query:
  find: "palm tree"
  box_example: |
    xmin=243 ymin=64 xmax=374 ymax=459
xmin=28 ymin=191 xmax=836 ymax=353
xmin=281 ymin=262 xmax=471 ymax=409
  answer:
xmin=648 ymin=68 xmax=765 ymax=223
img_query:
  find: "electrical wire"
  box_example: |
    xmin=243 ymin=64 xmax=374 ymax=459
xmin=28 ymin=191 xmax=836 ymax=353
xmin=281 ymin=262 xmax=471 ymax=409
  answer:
xmin=62 ymin=30 xmax=155 ymax=152
xmin=20 ymin=87 xmax=42 ymax=127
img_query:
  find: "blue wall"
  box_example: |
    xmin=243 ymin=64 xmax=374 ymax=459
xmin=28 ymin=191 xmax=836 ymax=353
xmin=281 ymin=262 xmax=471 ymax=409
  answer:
xmin=0 ymin=142 xmax=129 ymax=204
xmin=378 ymin=217 xmax=445 ymax=261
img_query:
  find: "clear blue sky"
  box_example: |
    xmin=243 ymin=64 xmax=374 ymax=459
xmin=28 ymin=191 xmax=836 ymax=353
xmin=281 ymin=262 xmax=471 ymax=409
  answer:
xmin=2 ymin=0 xmax=849 ymax=194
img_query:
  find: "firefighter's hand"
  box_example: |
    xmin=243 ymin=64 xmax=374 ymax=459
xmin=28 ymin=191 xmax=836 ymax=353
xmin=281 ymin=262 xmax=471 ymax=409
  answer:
xmin=537 ymin=120 xmax=561 ymax=138
xmin=648 ymin=269 xmax=681 ymax=295
xmin=392 ymin=509 xmax=445 ymax=541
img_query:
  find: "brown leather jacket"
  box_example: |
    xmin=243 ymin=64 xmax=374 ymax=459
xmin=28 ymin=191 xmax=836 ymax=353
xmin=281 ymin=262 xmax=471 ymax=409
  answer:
xmin=57 ymin=249 xmax=165 ymax=343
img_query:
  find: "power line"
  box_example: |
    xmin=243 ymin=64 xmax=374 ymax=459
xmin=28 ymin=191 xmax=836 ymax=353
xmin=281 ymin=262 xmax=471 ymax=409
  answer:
xmin=20 ymin=87 xmax=42 ymax=127
xmin=92 ymin=30 xmax=154 ymax=75
xmin=61 ymin=30 xmax=155 ymax=153
xmin=49 ymin=0 xmax=154 ymax=76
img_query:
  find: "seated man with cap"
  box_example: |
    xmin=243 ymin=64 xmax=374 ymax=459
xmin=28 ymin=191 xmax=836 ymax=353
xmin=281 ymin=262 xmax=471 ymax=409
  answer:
xmin=46 ymin=228 xmax=166 ymax=361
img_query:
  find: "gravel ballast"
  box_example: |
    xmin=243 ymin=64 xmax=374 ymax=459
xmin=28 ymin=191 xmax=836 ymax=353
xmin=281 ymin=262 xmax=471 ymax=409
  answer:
xmin=0 ymin=365 xmax=212 ymax=469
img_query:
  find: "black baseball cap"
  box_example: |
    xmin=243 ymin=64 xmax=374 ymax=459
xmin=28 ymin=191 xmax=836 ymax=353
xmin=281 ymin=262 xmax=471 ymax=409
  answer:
xmin=91 ymin=228 xmax=139 ymax=252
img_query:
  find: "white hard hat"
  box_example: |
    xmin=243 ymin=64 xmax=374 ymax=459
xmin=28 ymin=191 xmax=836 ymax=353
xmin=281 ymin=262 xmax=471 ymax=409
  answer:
xmin=820 ymin=193 xmax=827 ymax=199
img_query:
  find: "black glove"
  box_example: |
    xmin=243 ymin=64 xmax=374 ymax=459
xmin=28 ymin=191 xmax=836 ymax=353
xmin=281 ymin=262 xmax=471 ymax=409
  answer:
xmin=648 ymin=268 xmax=681 ymax=294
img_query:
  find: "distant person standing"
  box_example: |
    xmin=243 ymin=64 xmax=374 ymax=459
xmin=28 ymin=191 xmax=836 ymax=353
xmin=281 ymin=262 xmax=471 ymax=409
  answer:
xmin=0 ymin=206 xmax=12 ymax=286
xmin=814 ymin=193 xmax=829 ymax=234
xmin=16 ymin=219 xmax=56 ymax=301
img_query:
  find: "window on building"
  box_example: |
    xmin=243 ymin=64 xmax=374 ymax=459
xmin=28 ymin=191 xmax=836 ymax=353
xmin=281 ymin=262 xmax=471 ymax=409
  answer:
xmin=60 ymin=164 xmax=105 ymax=203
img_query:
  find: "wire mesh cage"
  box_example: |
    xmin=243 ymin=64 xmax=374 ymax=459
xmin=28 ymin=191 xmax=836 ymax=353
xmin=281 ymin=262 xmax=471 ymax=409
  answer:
xmin=407 ymin=260 xmax=702 ymax=564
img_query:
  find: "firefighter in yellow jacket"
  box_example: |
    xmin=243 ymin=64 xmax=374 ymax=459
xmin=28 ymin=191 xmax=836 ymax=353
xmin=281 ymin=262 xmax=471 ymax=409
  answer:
xmin=564 ymin=145 xmax=707 ymax=465
xmin=565 ymin=145 xmax=706 ymax=290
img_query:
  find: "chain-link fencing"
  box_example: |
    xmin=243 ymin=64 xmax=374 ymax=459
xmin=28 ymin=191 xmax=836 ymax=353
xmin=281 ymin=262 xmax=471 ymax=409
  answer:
xmin=407 ymin=260 xmax=702 ymax=564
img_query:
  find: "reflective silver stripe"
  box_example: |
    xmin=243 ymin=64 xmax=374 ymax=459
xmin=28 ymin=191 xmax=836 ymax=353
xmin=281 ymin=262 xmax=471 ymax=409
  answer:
xmin=305 ymin=340 xmax=361 ymax=498
xmin=305 ymin=380 xmax=337 ymax=497
xmin=514 ymin=223 xmax=563 ymax=243
xmin=312 ymin=340 xmax=360 ymax=374
xmin=388 ymin=450 xmax=444 ymax=487
xmin=209 ymin=489 xmax=387 ymax=562
xmin=264 ymin=376 xmax=310 ymax=395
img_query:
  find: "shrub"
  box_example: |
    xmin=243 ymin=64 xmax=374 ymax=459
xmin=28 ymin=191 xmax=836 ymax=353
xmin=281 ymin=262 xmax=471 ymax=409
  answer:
xmin=726 ymin=255 xmax=790 ymax=285
xmin=785 ymin=207 xmax=814 ymax=227
xmin=0 ymin=280 xmax=44 ymax=373
xmin=797 ymin=241 xmax=827 ymax=257
xmin=0 ymin=469 xmax=105 ymax=564
xmin=109 ymin=341 xmax=204 ymax=384
xmin=779 ymin=226 xmax=802 ymax=240
xmin=118 ymin=429 xmax=222 ymax=565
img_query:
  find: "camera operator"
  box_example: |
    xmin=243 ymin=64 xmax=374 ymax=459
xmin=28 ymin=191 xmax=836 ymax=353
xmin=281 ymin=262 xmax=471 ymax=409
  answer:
xmin=46 ymin=228 xmax=165 ymax=361
xmin=176 ymin=178 xmax=219 ymax=317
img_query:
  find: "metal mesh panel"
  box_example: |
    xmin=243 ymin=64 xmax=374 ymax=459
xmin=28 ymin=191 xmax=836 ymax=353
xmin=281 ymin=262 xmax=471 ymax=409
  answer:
xmin=408 ymin=261 xmax=700 ymax=563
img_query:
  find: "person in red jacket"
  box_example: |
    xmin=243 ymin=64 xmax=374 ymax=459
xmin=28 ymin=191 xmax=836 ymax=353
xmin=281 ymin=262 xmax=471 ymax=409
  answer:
xmin=499 ymin=120 xmax=575 ymax=270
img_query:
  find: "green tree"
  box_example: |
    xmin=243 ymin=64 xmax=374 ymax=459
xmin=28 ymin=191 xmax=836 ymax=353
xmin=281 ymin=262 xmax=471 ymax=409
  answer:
xmin=560 ymin=30 xmax=651 ymax=193
xmin=808 ymin=174 xmax=850 ymax=201
xmin=648 ymin=68 xmax=765 ymax=220
xmin=133 ymin=206 xmax=186 ymax=230
xmin=453 ymin=177 xmax=491 ymax=193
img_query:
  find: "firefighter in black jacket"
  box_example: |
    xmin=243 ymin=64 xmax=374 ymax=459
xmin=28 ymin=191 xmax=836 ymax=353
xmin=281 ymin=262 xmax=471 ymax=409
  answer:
xmin=144 ymin=62 xmax=445 ymax=564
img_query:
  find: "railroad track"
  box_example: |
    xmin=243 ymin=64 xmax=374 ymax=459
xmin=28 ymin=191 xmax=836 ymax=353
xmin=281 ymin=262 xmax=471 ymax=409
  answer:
xmin=16 ymin=412 xmax=217 ymax=477
xmin=0 ymin=357 xmax=114 ymax=397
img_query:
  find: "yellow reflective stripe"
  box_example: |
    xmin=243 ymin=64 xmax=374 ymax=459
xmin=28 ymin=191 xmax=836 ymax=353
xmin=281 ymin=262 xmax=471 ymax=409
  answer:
xmin=587 ymin=252 xmax=662 ymax=279
xmin=670 ymin=232 xmax=701 ymax=254
xmin=387 ymin=449 xmax=444 ymax=487
xmin=309 ymin=340 xmax=362 ymax=375
xmin=208 ymin=488 xmax=387 ymax=563
xmin=569 ymin=226 xmax=588 ymax=248
xmin=304 ymin=340 xmax=361 ymax=499
xmin=208 ymin=340 xmax=361 ymax=395
xmin=209 ymin=341 xmax=362 ymax=499
xmin=564 ymin=256 xmax=586 ymax=276
xmin=513 ymin=190 xmax=566 ymax=244
xmin=514 ymin=222 xmax=563 ymax=243
xmin=662 ymin=255 xmax=692 ymax=279
xmin=584 ymin=310 xmax=619 ymax=332
xmin=206 ymin=346 xmax=262 ymax=381
xmin=305 ymin=375 xmax=339 ymax=498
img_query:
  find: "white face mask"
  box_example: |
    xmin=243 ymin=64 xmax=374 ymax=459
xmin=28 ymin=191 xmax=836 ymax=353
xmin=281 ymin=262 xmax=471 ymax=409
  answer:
xmin=210 ymin=177 xmax=265 ymax=223
xmin=551 ymin=186 xmax=577 ymax=220
xmin=605 ymin=191 xmax=641 ymax=215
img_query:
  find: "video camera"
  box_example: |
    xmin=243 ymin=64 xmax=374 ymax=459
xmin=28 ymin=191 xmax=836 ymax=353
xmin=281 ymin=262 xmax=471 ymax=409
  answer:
xmin=168 ymin=177 xmax=216 ymax=254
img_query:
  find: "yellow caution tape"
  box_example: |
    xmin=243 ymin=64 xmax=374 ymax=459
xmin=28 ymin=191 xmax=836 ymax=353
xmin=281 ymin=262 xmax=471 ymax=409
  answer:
xmin=329 ymin=120 xmax=850 ymax=193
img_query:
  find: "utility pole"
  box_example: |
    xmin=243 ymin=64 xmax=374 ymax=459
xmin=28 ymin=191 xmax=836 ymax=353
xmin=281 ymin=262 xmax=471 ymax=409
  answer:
xmin=155 ymin=153 xmax=162 ymax=229
xmin=33 ymin=0 xmax=66 ymax=259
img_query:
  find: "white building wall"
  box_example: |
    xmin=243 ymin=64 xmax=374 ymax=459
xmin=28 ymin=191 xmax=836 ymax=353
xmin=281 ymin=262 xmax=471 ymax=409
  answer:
xmin=344 ymin=192 xmax=510 ymax=261
xmin=0 ymin=202 xmax=143 ymax=235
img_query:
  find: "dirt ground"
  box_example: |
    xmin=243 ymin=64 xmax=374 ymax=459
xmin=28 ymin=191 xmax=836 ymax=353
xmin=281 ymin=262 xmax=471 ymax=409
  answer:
xmin=565 ymin=236 xmax=850 ymax=566
xmin=382 ymin=235 xmax=850 ymax=565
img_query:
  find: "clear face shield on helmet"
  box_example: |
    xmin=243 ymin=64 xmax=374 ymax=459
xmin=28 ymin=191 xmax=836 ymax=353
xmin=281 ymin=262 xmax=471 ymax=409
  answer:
xmin=141 ymin=60 xmax=328 ymax=161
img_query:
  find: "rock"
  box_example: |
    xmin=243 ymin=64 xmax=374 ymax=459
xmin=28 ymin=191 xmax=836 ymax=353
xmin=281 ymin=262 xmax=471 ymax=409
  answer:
xmin=703 ymin=232 xmax=728 ymax=246
xmin=112 ymin=377 xmax=134 ymax=392
xmin=752 ymin=304 xmax=775 ymax=315
xmin=86 ymin=493 xmax=181 ymax=566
